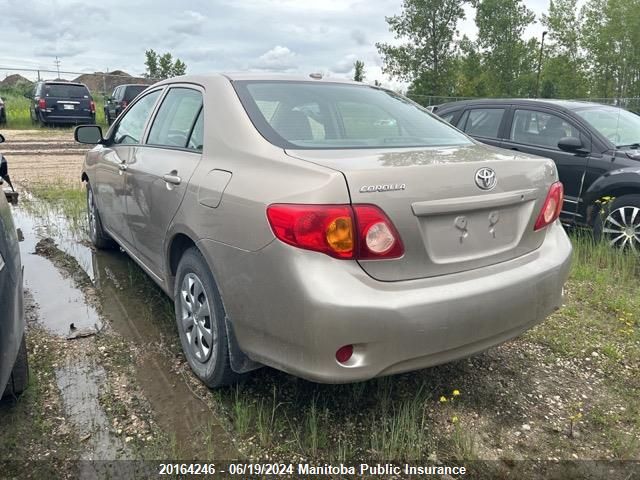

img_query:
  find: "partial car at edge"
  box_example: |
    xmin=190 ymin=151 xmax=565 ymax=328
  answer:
xmin=435 ymin=99 xmax=640 ymax=250
xmin=0 ymin=134 xmax=28 ymax=399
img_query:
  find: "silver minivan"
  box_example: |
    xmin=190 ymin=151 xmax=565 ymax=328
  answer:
xmin=75 ymin=74 xmax=572 ymax=387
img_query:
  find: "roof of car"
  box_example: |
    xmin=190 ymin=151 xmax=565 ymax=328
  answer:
xmin=40 ymin=81 xmax=88 ymax=87
xmin=152 ymin=73 xmax=363 ymax=87
xmin=436 ymin=98 xmax=609 ymax=111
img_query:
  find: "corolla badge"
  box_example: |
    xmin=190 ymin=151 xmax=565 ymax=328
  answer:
xmin=359 ymin=183 xmax=406 ymax=193
xmin=475 ymin=168 xmax=497 ymax=191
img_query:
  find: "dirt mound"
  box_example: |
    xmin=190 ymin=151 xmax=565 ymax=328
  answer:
xmin=72 ymin=71 xmax=154 ymax=95
xmin=0 ymin=74 xmax=33 ymax=88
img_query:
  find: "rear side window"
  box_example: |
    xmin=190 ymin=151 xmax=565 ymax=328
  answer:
xmin=187 ymin=110 xmax=204 ymax=151
xmin=510 ymin=109 xmax=581 ymax=149
xmin=147 ymin=88 xmax=203 ymax=148
xmin=461 ymin=108 xmax=505 ymax=138
xmin=113 ymin=90 xmax=161 ymax=145
xmin=44 ymin=84 xmax=90 ymax=99
xmin=440 ymin=112 xmax=456 ymax=124
xmin=123 ymin=86 xmax=147 ymax=102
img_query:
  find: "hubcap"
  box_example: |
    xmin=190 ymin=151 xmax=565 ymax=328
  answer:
xmin=180 ymin=273 xmax=215 ymax=363
xmin=87 ymin=189 xmax=97 ymax=238
xmin=602 ymin=206 xmax=640 ymax=252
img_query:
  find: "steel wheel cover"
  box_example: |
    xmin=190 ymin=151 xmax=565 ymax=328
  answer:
xmin=180 ymin=273 xmax=215 ymax=363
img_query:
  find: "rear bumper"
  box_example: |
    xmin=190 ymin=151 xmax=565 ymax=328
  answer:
xmin=199 ymin=221 xmax=572 ymax=383
xmin=40 ymin=112 xmax=95 ymax=124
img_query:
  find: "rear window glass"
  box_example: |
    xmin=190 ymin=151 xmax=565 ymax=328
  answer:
xmin=123 ymin=86 xmax=147 ymax=102
xmin=44 ymin=84 xmax=90 ymax=99
xmin=234 ymin=81 xmax=472 ymax=149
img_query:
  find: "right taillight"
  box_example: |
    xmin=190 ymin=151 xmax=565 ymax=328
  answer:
xmin=534 ymin=182 xmax=564 ymax=231
xmin=38 ymin=98 xmax=46 ymax=109
xmin=266 ymin=204 xmax=403 ymax=260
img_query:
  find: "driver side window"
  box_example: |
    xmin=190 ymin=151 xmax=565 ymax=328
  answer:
xmin=113 ymin=90 xmax=161 ymax=145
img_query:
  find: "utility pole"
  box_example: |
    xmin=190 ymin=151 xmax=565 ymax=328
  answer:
xmin=535 ymin=31 xmax=548 ymax=98
xmin=54 ymin=56 xmax=61 ymax=79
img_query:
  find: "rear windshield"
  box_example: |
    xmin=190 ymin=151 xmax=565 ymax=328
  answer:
xmin=234 ymin=81 xmax=472 ymax=149
xmin=124 ymin=86 xmax=147 ymax=102
xmin=44 ymin=84 xmax=90 ymax=99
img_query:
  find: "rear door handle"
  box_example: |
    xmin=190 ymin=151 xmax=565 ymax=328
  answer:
xmin=163 ymin=173 xmax=182 ymax=185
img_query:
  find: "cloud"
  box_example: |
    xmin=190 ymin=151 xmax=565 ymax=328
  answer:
xmin=331 ymin=54 xmax=359 ymax=74
xmin=351 ymin=29 xmax=368 ymax=46
xmin=170 ymin=10 xmax=207 ymax=35
xmin=251 ymin=45 xmax=297 ymax=71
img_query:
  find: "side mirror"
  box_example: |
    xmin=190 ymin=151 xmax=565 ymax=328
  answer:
xmin=558 ymin=136 xmax=585 ymax=153
xmin=0 ymin=134 xmax=4 ymax=144
xmin=75 ymin=125 xmax=104 ymax=144
xmin=1 ymin=155 xmax=16 ymax=199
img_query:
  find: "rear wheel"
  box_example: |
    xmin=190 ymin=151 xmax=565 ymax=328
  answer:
xmin=174 ymin=247 xmax=240 ymax=388
xmin=86 ymin=182 xmax=115 ymax=249
xmin=593 ymin=194 xmax=640 ymax=252
xmin=3 ymin=335 xmax=29 ymax=398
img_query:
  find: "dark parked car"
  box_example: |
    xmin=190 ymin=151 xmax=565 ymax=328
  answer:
xmin=104 ymin=84 xmax=148 ymax=125
xmin=435 ymin=99 xmax=640 ymax=250
xmin=0 ymin=97 xmax=6 ymax=125
xmin=0 ymin=134 xmax=27 ymax=398
xmin=30 ymin=81 xmax=95 ymax=126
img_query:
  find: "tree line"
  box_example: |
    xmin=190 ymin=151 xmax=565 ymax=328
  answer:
xmin=375 ymin=0 xmax=640 ymax=102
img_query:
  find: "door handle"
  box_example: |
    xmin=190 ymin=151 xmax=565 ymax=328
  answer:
xmin=163 ymin=173 xmax=182 ymax=185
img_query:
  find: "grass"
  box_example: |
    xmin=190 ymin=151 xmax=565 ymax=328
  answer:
xmin=12 ymin=182 xmax=640 ymax=470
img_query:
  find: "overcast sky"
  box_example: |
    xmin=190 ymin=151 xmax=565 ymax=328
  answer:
xmin=0 ymin=0 xmax=551 ymax=88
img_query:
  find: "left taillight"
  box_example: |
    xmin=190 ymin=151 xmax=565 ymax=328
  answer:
xmin=534 ymin=181 xmax=564 ymax=231
xmin=266 ymin=204 xmax=403 ymax=260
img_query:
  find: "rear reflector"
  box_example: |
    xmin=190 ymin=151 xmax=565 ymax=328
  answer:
xmin=335 ymin=345 xmax=353 ymax=363
xmin=266 ymin=204 xmax=403 ymax=259
xmin=534 ymin=182 xmax=564 ymax=231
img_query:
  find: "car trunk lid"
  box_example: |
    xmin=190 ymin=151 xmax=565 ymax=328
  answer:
xmin=286 ymin=143 xmax=558 ymax=281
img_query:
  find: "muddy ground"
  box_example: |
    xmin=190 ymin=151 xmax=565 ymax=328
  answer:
xmin=0 ymin=130 xmax=639 ymax=479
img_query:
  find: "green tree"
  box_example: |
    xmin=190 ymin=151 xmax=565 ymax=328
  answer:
xmin=353 ymin=60 xmax=366 ymax=82
xmin=376 ymin=0 xmax=467 ymax=97
xmin=172 ymin=59 xmax=187 ymax=76
xmin=540 ymin=0 xmax=588 ymax=98
xmin=475 ymin=0 xmax=535 ymax=96
xmin=144 ymin=49 xmax=188 ymax=80
xmin=452 ymin=36 xmax=488 ymax=97
xmin=144 ymin=49 xmax=159 ymax=79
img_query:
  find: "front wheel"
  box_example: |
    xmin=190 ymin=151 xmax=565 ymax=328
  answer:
xmin=593 ymin=194 xmax=640 ymax=252
xmin=174 ymin=247 xmax=240 ymax=388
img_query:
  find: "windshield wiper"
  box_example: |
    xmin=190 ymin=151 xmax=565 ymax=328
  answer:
xmin=617 ymin=143 xmax=640 ymax=149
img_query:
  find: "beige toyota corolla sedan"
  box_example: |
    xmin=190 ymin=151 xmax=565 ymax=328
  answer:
xmin=75 ymin=74 xmax=572 ymax=387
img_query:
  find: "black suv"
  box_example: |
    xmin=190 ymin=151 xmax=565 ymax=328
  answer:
xmin=104 ymin=84 xmax=148 ymax=125
xmin=0 ymin=134 xmax=28 ymax=399
xmin=30 ymin=81 xmax=95 ymax=126
xmin=435 ymin=99 xmax=640 ymax=250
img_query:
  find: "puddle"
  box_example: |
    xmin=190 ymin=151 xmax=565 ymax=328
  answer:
xmin=13 ymin=206 xmax=99 ymax=336
xmin=12 ymin=195 xmax=238 ymax=460
xmin=56 ymin=357 xmax=128 ymax=461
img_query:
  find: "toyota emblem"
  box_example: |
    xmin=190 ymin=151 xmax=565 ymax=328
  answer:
xmin=475 ymin=167 xmax=497 ymax=191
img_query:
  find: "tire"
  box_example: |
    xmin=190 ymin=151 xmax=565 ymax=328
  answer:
xmin=3 ymin=335 xmax=29 ymax=398
xmin=593 ymin=194 xmax=640 ymax=252
xmin=86 ymin=182 xmax=116 ymax=249
xmin=174 ymin=247 xmax=240 ymax=388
